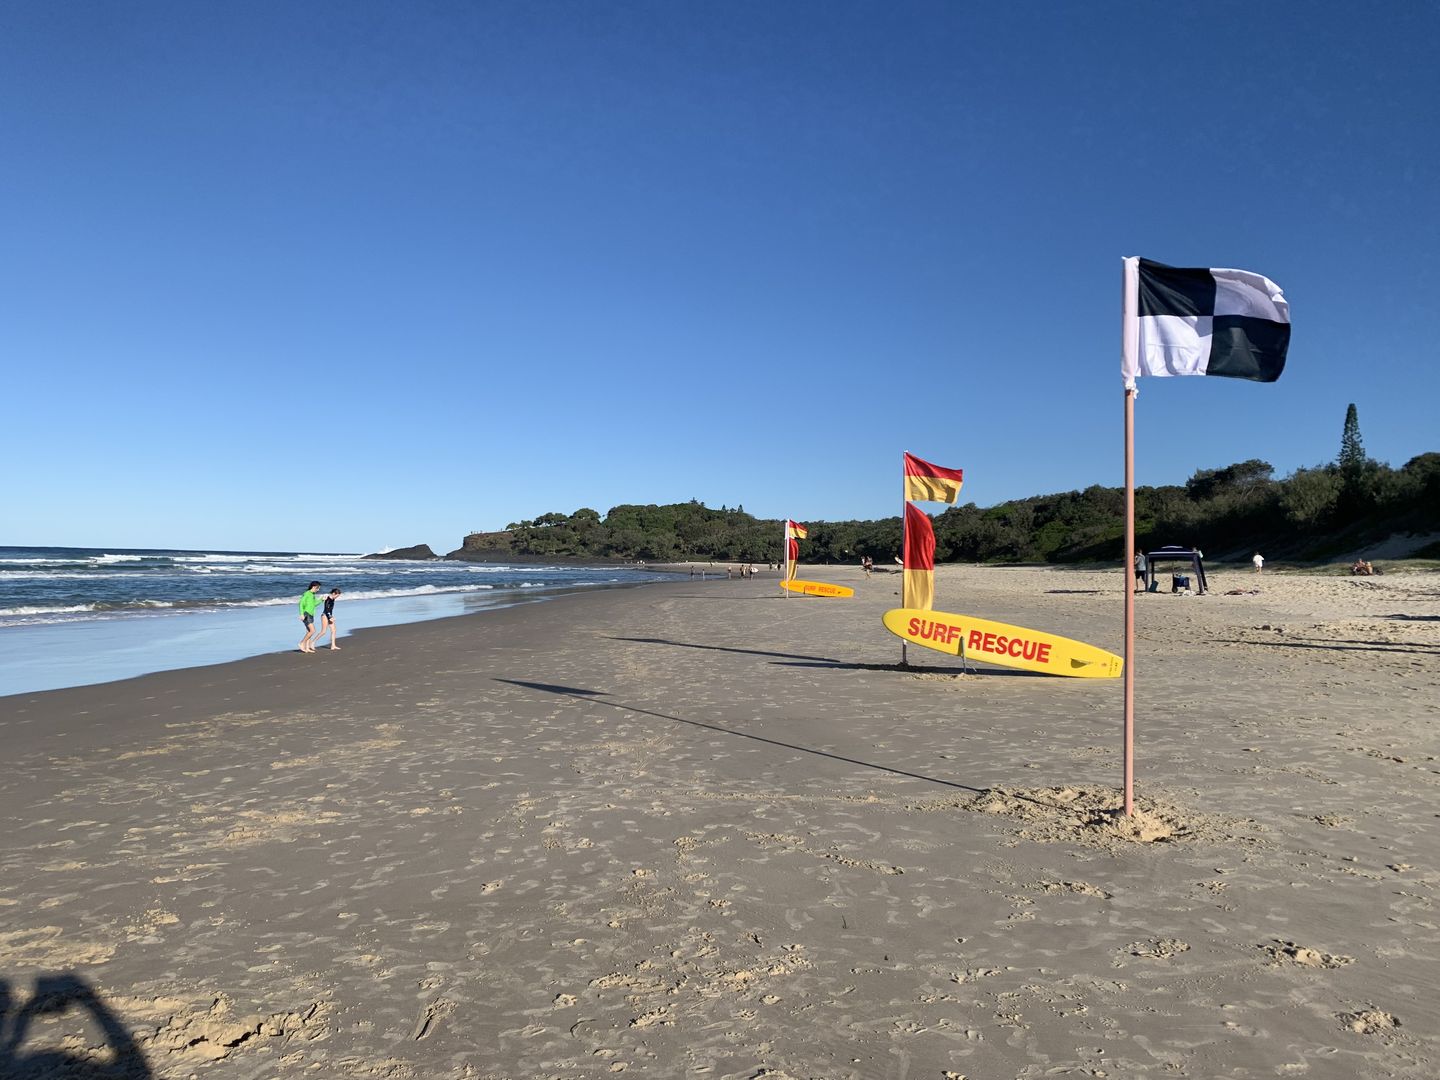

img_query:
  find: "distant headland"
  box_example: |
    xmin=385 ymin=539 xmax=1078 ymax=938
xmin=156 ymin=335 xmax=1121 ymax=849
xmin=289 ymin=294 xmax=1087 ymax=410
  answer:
xmin=362 ymin=544 xmax=437 ymax=561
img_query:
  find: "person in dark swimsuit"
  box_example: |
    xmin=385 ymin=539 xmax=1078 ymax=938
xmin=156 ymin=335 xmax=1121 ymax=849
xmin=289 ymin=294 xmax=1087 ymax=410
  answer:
xmin=318 ymin=588 xmax=342 ymax=651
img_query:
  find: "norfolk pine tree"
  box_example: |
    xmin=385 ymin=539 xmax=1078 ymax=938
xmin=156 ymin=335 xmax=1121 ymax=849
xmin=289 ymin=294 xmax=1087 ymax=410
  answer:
xmin=1339 ymin=403 xmax=1367 ymax=474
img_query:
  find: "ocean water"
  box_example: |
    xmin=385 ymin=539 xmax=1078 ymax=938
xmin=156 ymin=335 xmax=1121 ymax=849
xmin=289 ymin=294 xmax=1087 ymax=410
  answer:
xmin=0 ymin=546 xmax=676 ymax=697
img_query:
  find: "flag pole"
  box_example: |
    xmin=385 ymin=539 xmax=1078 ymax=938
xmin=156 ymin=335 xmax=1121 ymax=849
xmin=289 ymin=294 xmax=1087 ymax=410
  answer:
xmin=1123 ymin=388 xmax=1136 ymax=816
xmin=900 ymin=455 xmax=908 ymax=666
xmin=781 ymin=520 xmax=787 ymax=598
xmin=1120 ymin=256 xmax=1139 ymax=818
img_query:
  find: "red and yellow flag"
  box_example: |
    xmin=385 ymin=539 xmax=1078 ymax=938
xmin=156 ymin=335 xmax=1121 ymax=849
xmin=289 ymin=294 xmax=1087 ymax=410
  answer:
xmin=903 ymin=503 xmax=936 ymax=611
xmin=785 ymin=521 xmax=807 ymax=580
xmin=904 ymin=452 xmax=964 ymax=504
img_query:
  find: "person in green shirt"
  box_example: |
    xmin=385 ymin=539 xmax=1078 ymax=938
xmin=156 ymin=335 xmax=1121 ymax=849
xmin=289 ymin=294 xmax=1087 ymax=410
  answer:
xmin=298 ymin=581 xmax=325 ymax=653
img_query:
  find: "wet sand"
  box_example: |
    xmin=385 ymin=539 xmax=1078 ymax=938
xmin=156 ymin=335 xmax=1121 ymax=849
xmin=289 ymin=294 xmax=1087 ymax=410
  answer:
xmin=1 ymin=564 xmax=1437 ymax=1078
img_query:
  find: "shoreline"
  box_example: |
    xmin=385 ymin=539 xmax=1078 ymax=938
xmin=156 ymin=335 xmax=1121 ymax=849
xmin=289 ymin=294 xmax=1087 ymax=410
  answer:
xmin=6 ymin=557 xmax=1435 ymax=700
xmin=0 ymin=575 xmax=715 ymax=700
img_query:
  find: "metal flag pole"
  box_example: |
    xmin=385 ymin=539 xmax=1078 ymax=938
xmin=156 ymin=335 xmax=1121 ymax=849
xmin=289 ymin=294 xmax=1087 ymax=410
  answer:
xmin=781 ymin=519 xmax=788 ymax=598
xmin=1123 ymin=388 xmax=1136 ymax=816
xmin=900 ymin=455 xmax=908 ymax=666
xmin=1120 ymin=256 xmax=1139 ymax=817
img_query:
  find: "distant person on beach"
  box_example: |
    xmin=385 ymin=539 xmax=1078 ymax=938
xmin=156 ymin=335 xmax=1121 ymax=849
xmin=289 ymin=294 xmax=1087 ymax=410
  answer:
xmin=862 ymin=556 xmax=873 ymax=576
xmin=298 ymin=581 xmax=324 ymax=653
xmin=1133 ymin=551 xmax=1148 ymax=592
xmin=1252 ymin=552 xmax=1265 ymax=574
xmin=318 ymin=588 xmax=342 ymax=650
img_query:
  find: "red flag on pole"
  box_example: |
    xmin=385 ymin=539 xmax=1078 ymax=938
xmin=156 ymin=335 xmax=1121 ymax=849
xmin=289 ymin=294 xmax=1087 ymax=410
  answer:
xmin=902 ymin=503 xmax=935 ymax=611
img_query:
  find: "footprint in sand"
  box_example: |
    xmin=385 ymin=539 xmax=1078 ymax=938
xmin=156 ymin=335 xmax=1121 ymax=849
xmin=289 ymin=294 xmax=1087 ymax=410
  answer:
xmin=1121 ymin=938 xmax=1190 ymax=960
xmin=411 ymin=997 xmax=454 ymax=1040
xmin=1261 ymin=940 xmax=1354 ymax=968
xmin=1338 ymin=1008 xmax=1401 ymax=1035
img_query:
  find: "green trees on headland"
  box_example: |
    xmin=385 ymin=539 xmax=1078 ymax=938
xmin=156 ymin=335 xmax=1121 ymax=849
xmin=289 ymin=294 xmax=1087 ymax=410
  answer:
xmin=462 ymin=500 xmax=780 ymax=562
xmin=457 ymin=445 xmax=1439 ymax=565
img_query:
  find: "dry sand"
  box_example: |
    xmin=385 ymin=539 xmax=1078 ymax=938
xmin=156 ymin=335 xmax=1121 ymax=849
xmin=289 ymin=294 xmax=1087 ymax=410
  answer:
xmin=1 ymin=563 xmax=1437 ymax=1079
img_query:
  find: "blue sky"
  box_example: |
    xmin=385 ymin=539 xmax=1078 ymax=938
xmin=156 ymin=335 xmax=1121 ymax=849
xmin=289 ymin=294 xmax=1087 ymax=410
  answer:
xmin=3 ymin=1 xmax=1436 ymax=553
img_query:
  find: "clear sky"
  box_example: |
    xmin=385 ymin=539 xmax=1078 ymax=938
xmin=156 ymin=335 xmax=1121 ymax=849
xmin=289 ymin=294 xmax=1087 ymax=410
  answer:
xmin=3 ymin=1 xmax=1436 ymax=553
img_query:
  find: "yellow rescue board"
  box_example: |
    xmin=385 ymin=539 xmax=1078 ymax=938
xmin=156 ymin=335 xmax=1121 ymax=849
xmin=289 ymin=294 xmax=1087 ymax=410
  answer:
xmin=781 ymin=579 xmax=855 ymax=598
xmin=883 ymin=607 xmax=1122 ymax=678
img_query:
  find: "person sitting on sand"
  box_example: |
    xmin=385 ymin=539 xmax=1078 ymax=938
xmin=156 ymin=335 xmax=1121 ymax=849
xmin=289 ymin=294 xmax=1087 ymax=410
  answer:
xmin=298 ymin=581 xmax=324 ymax=653
xmin=318 ymin=588 xmax=342 ymax=650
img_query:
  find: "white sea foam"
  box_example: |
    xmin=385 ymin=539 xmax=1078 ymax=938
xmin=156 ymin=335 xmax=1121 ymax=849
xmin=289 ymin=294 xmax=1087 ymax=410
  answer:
xmin=228 ymin=583 xmax=499 ymax=607
xmin=327 ymin=584 xmax=498 ymax=601
xmin=213 ymin=564 xmax=377 ymax=575
xmin=158 ymin=552 xmax=365 ymax=566
xmin=214 ymin=563 xmax=459 ymax=576
xmin=0 ymin=571 xmax=140 ymax=580
xmin=0 ymin=603 xmax=98 ymax=616
xmin=170 ymin=554 xmax=261 ymax=563
xmin=0 ymin=584 xmax=504 ymax=625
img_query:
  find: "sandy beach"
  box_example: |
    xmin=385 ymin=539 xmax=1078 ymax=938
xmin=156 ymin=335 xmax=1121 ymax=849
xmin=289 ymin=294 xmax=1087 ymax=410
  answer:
xmin=2 ymin=563 xmax=1437 ymax=1079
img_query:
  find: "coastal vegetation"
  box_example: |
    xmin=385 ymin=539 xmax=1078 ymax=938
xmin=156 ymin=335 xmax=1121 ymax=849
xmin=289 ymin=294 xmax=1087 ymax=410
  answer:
xmin=454 ymin=411 xmax=1437 ymax=565
xmin=454 ymin=451 xmax=1436 ymax=566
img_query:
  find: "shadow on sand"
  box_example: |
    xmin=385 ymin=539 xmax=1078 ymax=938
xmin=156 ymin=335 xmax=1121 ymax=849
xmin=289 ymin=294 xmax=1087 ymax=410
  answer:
xmin=1216 ymin=636 xmax=1440 ymax=657
xmin=611 ymin=635 xmax=845 ymax=665
xmin=495 ymin=678 xmax=982 ymax=794
xmin=1 ymin=973 xmax=152 ymax=1079
xmin=664 ymin=594 xmax=792 ymax=601
xmin=610 ymin=636 xmax=1035 ymax=676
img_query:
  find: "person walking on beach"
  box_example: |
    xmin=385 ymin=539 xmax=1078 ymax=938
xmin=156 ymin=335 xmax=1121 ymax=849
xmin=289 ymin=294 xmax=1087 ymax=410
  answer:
xmin=318 ymin=588 xmax=342 ymax=650
xmin=298 ymin=581 xmax=324 ymax=653
xmin=1252 ymin=552 xmax=1265 ymax=574
xmin=1133 ymin=551 xmax=1148 ymax=592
